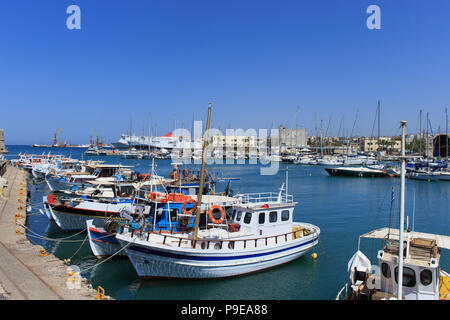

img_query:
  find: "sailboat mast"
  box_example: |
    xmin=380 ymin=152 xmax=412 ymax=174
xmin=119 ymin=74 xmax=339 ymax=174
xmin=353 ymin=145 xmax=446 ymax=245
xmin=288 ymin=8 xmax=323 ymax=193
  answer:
xmin=426 ymin=112 xmax=429 ymax=158
xmin=377 ymin=100 xmax=380 ymax=157
xmin=419 ymin=110 xmax=422 ymax=156
xmin=397 ymin=120 xmax=407 ymax=299
xmin=192 ymin=102 xmax=212 ymax=244
xmin=446 ymin=108 xmax=448 ymax=162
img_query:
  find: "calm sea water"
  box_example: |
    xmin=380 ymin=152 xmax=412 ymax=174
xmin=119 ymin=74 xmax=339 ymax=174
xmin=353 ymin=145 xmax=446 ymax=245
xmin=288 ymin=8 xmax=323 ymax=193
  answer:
xmin=6 ymin=145 xmax=449 ymax=300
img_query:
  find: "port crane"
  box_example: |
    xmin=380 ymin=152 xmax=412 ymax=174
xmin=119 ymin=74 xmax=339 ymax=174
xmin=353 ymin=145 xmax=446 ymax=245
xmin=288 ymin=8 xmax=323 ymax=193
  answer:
xmin=52 ymin=128 xmax=62 ymax=146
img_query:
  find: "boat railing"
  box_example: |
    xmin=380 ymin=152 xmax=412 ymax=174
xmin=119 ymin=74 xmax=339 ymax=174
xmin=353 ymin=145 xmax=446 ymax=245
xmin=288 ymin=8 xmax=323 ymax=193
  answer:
xmin=124 ymin=224 xmax=317 ymax=250
xmin=335 ymin=283 xmax=349 ymax=300
xmin=235 ymin=192 xmax=293 ymax=205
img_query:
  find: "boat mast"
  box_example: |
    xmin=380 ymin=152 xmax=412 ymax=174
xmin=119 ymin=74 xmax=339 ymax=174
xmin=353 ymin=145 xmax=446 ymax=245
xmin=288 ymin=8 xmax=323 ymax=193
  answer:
xmin=419 ymin=110 xmax=422 ymax=156
xmin=446 ymin=108 xmax=448 ymax=163
xmin=377 ymin=100 xmax=380 ymax=159
xmin=397 ymin=120 xmax=407 ymax=299
xmin=192 ymin=102 xmax=212 ymax=245
xmin=426 ymin=112 xmax=429 ymax=159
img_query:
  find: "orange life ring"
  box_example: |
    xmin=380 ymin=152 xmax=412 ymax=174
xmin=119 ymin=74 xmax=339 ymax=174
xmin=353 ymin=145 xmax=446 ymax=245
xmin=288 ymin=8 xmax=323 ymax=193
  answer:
xmin=182 ymin=168 xmax=189 ymax=177
xmin=382 ymin=169 xmax=387 ymax=174
xmin=208 ymin=205 xmax=225 ymax=224
xmin=181 ymin=198 xmax=197 ymax=215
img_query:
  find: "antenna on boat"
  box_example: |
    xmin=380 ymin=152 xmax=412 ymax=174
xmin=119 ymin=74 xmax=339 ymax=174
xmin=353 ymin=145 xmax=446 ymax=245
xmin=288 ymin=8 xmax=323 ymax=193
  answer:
xmin=285 ymin=165 xmax=289 ymax=202
xmin=277 ymin=183 xmax=285 ymax=202
xmin=192 ymin=102 xmax=212 ymax=246
xmin=397 ymin=120 xmax=407 ymax=300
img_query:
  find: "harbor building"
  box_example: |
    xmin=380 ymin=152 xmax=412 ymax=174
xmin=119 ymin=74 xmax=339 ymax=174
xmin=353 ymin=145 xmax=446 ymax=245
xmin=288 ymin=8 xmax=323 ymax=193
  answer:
xmin=209 ymin=134 xmax=263 ymax=155
xmin=277 ymin=126 xmax=307 ymax=152
xmin=363 ymin=137 xmax=401 ymax=154
xmin=0 ymin=130 xmax=7 ymax=153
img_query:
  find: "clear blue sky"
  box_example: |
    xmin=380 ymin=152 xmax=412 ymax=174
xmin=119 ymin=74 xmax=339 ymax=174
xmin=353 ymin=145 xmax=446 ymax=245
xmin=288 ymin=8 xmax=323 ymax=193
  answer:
xmin=1 ymin=0 xmax=449 ymax=144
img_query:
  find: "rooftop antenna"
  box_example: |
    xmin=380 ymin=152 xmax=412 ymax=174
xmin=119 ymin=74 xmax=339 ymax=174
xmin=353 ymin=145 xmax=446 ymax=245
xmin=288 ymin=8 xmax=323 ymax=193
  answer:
xmin=285 ymin=165 xmax=289 ymax=202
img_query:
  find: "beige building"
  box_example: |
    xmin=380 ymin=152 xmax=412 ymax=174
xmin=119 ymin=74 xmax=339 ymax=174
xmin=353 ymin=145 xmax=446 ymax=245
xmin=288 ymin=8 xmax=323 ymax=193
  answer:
xmin=0 ymin=130 xmax=7 ymax=153
xmin=277 ymin=126 xmax=307 ymax=151
xmin=364 ymin=137 xmax=401 ymax=153
xmin=210 ymin=135 xmax=261 ymax=153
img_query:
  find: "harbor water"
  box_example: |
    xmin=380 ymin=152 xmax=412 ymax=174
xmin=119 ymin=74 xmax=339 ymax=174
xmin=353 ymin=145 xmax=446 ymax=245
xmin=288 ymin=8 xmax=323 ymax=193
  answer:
xmin=7 ymin=145 xmax=449 ymax=300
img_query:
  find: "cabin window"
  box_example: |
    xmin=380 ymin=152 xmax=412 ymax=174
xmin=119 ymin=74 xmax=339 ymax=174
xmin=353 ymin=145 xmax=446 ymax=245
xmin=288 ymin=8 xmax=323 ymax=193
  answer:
xmin=269 ymin=211 xmax=278 ymax=223
xmin=394 ymin=267 xmax=416 ymax=287
xmin=243 ymin=212 xmax=252 ymax=224
xmin=231 ymin=210 xmax=236 ymax=220
xmin=281 ymin=210 xmax=290 ymax=221
xmin=258 ymin=212 xmax=265 ymax=224
xmin=381 ymin=262 xmax=391 ymax=279
xmin=236 ymin=211 xmax=242 ymax=222
xmin=155 ymin=208 xmax=163 ymax=223
xmin=169 ymin=209 xmax=179 ymax=222
xmin=420 ymin=269 xmax=433 ymax=286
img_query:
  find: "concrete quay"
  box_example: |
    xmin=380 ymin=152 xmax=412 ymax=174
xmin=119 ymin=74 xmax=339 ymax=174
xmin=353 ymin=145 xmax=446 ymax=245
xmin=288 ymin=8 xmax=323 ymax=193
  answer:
xmin=0 ymin=164 xmax=111 ymax=300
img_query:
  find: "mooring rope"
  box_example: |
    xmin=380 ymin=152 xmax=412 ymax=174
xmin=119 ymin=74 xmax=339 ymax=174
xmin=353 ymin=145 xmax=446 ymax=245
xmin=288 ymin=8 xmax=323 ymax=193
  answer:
xmin=17 ymin=223 xmax=117 ymax=243
xmin=77 ymin=238 xmax=136 ymax=274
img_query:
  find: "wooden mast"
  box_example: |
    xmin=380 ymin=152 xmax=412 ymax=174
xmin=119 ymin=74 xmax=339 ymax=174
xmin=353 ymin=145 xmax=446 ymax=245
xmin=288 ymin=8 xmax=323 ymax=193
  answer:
xmin=192 ymin=102 xmax=212 ymax=246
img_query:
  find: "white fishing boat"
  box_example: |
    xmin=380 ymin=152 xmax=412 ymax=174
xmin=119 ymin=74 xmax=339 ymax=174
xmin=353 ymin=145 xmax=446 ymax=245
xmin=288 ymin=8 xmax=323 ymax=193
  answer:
xmin=120 ymin=148 xmax=143 ymax=159
xmin=335 ymin=121 xmax=450 ymax=300
xmin=87 ymin=219 xmax=129 ymax=259
xmin=43 ymin=192 xmax=149 ymax=231
xmin=115 ymin=190 xmax=320 ymax=279
xmin=115 ymin=103 xmax=321 ymax=279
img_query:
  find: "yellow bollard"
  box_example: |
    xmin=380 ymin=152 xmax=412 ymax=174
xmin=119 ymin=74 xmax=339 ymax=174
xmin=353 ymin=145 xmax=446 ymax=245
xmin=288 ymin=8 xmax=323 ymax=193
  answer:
xmin=95 ymin=286 xmax=105 ymax=300
xmin=39 ymin=248 xmax=48 ymax=256
xmin=15 ymin=228 xmax=22 ymax=235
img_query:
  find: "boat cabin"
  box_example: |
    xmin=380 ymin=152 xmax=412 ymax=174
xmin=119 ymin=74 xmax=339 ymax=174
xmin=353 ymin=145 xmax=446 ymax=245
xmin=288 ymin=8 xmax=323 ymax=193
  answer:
xmin=228 ymin=192 xmax=296 ymax=237
xmin=375 ymin=238 xmax=441 ymax=300
xmin=343 ymin=228 xmax=450 ymax=300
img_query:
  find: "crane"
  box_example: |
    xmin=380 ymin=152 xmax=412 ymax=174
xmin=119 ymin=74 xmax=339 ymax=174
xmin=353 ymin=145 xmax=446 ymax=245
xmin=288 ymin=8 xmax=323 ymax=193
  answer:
xmin=52 ymin=128 xmax=62 ymax=146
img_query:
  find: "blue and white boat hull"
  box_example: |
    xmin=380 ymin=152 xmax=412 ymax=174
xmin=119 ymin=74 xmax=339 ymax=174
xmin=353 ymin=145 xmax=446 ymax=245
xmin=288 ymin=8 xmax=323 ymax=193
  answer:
xmin=87 ymin=220 xmax=125 ymax=259
xmin=116 ymin=225 xmax=320 ymax=279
